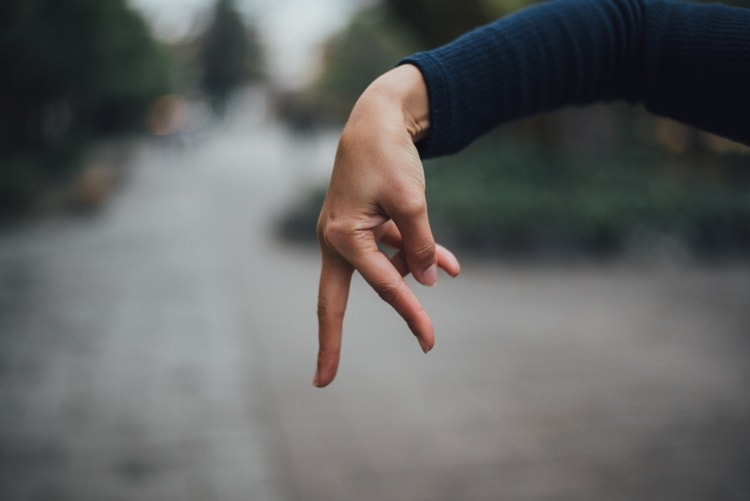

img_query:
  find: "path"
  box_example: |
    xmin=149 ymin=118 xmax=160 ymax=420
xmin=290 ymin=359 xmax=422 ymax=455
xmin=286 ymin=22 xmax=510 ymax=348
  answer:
xmin=1 ymin=95 xmax=749 ymax=500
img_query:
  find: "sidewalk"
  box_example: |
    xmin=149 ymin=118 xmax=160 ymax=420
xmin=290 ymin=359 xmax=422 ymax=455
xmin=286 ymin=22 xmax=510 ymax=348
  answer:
xmin=1 ymin=108 xmax=749 ymax=500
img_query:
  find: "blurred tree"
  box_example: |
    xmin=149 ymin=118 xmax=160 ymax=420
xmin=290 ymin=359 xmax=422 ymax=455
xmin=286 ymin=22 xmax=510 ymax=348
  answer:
xmin=274 ymin=4 xmax=421 ymax=127
xmin=0 ymin=0 xmax=169 ymax=152
xmin=0 ymin=0 xmax=169 ymax=213
xmin=199 ymin=0 xmax=264 ymax=114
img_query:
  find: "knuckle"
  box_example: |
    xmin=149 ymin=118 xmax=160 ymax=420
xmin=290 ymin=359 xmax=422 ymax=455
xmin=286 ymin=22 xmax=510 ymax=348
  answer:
xmin=384 ymin=183 xmax=426 ymax=219
xmin=317 ymin=295 xmax=343 ymax=322
xmin=318 ymin=215 xmax=349 ymax=251
xmin=398 ymin=193 xmax=427 ymax=218
xmin=409 ymin=241 xmax=436 ymax=267
xmin=376 ymin=278 xmax=406 ymax=306
xmin=317 ymin=346 xmax=340 ymax=360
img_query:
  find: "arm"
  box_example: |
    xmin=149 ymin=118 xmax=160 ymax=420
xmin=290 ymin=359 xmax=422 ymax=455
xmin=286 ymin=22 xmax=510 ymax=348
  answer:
xmin=403 ymin=0 xmax=750 ymax=157
xmin=314 ymin=0 xmax=750 ymax=387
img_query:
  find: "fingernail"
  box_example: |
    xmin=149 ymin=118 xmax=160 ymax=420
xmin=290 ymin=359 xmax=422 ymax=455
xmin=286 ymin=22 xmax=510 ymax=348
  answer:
xmin=312 ymin=370 xmax=321 ymax=387
xmin=418 ymin=338 xmax=432 ymax=354
xmin=421 ymin=264 xmax=438 ymax=286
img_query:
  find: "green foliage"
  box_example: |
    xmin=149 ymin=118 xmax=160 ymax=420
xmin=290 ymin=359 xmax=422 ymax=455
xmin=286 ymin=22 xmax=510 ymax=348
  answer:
xmin=199 ymin=0 xmax=264 ymax=112
xmin=0 ymin=0 xmax=170 ymax=214
xmin=279 ymin=135 xmax=750 ymax=257
xmin=0 ymin=0 xmax=169 ymax=149
xmin=423 ymin=133 xmax=750 ymax=257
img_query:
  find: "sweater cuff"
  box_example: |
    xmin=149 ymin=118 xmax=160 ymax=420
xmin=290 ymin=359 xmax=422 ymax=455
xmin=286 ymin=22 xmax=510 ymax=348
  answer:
xmin=398 ymin=55 xmax=457 ymax=159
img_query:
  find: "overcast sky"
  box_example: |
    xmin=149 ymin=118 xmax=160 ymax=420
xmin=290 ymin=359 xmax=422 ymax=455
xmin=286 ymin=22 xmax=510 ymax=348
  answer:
xmin=128 ymin=0 xmax=370 ymax=88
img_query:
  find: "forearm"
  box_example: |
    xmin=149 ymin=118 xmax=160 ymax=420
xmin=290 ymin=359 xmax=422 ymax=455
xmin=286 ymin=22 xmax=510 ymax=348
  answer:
xmin=401 ymin=0 xmax=750 ymax=157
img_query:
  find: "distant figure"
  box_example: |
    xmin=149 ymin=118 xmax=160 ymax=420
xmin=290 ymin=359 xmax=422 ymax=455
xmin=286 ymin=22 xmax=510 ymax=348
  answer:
xmin=313 ymin=0 xmax=750 ymax=387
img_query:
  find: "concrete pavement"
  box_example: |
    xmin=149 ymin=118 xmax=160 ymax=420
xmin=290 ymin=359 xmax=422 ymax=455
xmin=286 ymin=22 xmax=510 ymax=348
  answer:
xmin=1 ymin=100 xmax=749 ymax=500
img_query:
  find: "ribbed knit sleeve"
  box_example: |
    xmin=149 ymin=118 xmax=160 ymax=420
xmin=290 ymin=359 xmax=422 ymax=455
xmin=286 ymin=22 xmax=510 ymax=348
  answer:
xmin=400 ymin=0 xmax=750 ymax=158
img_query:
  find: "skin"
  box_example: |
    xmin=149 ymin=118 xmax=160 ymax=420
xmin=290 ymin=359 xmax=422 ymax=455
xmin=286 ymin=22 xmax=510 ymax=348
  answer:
xmin=314 ymin=64 xmax=461 ymax=388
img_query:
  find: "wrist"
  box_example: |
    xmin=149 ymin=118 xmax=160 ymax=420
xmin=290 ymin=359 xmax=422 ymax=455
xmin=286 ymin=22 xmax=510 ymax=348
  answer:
xmin=354 ymin=64 xmax=431 ymax=143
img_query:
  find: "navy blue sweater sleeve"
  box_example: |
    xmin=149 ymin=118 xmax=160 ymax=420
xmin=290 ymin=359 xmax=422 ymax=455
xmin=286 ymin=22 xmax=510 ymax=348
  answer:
xmin=400 ymin=0 xmax=750 ymax=157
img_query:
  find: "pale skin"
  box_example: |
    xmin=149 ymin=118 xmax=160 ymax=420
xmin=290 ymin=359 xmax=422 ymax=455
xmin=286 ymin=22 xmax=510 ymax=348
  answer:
xmin=314 ymin=64 xmax=461 ymax=388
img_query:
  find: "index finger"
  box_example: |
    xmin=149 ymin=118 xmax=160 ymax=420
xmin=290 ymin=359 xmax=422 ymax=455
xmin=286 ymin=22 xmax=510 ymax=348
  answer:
xmin=314 ymin=253 xmax=353 ymax=387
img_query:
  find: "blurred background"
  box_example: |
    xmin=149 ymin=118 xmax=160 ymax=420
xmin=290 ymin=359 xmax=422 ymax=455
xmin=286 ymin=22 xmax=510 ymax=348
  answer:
xmin=1 ymin=0 xmax=749 ymax=499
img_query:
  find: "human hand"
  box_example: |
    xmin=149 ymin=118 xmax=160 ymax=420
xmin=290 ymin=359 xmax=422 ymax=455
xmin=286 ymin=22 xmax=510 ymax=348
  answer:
xmin=314 ymin=65 xmax=461 ymax=388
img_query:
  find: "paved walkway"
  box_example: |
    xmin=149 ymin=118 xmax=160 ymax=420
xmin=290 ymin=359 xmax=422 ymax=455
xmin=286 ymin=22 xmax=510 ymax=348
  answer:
xmin=1 ymin=99 xmax=750 ymax=500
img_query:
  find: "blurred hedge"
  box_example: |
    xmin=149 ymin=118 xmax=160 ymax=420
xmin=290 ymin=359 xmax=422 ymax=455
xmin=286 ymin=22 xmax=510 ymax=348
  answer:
xmin=423 ymin=129 xmax=750 ymax=258
xmin=279 ymin=128 xmax=750 ymax=259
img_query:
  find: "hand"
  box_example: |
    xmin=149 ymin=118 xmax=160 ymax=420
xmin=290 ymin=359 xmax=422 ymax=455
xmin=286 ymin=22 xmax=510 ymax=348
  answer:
xmin=314 ymin=65 xmax=461 ymax=388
